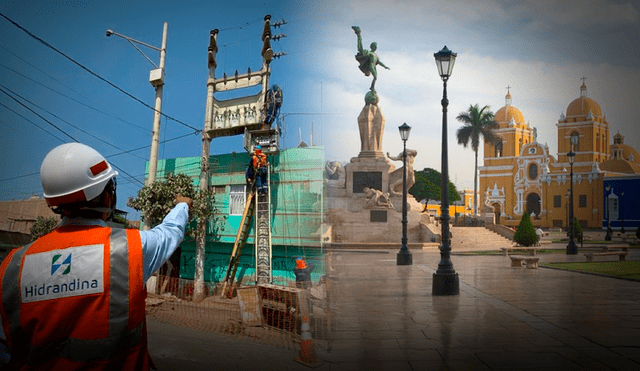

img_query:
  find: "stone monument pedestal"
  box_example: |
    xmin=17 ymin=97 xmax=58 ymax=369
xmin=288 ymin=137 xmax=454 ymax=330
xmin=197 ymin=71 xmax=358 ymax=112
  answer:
xmin=325 ymin=102 xmax=440 ymax=246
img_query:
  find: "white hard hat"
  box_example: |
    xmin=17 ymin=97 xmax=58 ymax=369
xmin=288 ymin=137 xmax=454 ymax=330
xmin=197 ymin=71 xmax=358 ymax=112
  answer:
xmin=40 ymin=143 xmax=118 ymax=207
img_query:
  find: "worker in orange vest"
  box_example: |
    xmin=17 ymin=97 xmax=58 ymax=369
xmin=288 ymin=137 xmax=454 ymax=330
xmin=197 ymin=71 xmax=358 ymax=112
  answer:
xmin=294 ymin=258 xmax=315 ymax=289
xmin=247 ymin=145 xmax=268 ymax=195
xmin=0 ymin=143 xmax=192 ymax=370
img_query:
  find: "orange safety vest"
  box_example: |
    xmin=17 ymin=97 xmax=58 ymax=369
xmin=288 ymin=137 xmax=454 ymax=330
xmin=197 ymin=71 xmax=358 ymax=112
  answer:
xmin=0 ymin=225 xmax=150 ymax=370
xmin=252 ymin=152 xmax=267 ymax=169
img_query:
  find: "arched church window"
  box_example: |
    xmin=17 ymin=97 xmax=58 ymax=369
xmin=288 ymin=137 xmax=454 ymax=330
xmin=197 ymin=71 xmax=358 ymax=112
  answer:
xmin=495 ymin=141 xmax=503 ymax=157
xmin=528 ymin=163 xmax=538 ymax=180
xmin=571 ymin=131 xmax=580 ymax=151
xmin=596 ymin=133 xmax=600 ymax=154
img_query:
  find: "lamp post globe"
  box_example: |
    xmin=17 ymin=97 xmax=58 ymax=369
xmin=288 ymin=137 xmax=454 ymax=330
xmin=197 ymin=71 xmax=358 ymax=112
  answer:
xmin=566 ymin=151 xmax=578 ymax=255
xmin=432 ymin=46 xmax=459 ymax=296
xmin=397 ymin=123 xmax=413 ymax=265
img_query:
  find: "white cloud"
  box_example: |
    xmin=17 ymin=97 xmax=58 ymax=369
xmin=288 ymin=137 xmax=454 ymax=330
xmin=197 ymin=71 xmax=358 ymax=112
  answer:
xmin=319 ymin=46 xmax=640 ymax=191
xmin=305 ymin=0 xmax=640 ymax=192
xmin=510 ymin=0 xmax=640 ymax=29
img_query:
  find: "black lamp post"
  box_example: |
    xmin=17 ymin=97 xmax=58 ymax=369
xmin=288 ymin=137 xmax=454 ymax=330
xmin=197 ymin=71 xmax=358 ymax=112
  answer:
xmin=432 ymin=46 xmax=459 ymax=296
xmin=566 ymin=150 xmax=578 ymax=255
xmin=620 ymin=192 xmax=625 ymax=234
xmin=605 ymin=186 xmax=612 ymax=241
xmin=565 ymin=191 xmax=569 ymax=232
xmin=397 ymin=123 xmax=413 ymax=265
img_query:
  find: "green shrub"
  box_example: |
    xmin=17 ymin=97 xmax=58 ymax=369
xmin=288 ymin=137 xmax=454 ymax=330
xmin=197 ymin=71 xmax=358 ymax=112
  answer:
xmin=514 ymin=213 xmax=538 ymax=247
xmin=573 ymin=217 xmax=582 ymax=236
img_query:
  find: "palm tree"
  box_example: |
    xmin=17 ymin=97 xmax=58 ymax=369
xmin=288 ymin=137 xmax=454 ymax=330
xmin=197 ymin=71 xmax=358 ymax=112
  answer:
xmin=456 ymin=104 xmax=499 ymax=216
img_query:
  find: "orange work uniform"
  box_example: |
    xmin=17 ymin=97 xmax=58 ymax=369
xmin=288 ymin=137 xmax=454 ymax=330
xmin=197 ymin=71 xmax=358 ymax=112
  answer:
xmin=0 ymin=225 xmax=150 ymax=370
xmin=252 ymin=151 xmax=267 ymax=169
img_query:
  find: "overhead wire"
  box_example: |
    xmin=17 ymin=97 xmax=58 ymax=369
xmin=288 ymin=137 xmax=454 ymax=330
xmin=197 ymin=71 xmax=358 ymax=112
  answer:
xmin=0 ymin=87 xmax=143 ymax=186
xmin=0 ymin=131 xmax=197 ymax=184
xmin=1 ymin=85 xmax=148 ymax=161
xmin=0 ymin=105 xmax=68 ymax=143
xmin=0 ymin=86 xmax=78 ymax=142
xmin=0 ymin=62 xmax=150 ymax=134
xmin=0 ymin=43 xmax=87 ymax=100
xmin=0 ymin=12 xmax=201 ymax=134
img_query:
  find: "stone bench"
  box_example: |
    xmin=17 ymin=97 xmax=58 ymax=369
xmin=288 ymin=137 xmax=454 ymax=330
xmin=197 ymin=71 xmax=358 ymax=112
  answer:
xmin=584 ymin=251 xmax=628 ymax=262
xmin=502 ymin=247 xmax=540 ymax=256
xmin=509 ymin=255 xmax=540 ymax=269
xmin=601 ymin=244 xmax=629 ymax=252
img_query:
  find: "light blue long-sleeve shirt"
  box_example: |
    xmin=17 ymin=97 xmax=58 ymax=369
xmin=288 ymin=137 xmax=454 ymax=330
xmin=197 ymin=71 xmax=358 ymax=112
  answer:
xmin=54 ymin=202 xmax=190 ymax=282
xmin=0 ymin=202 xmax=190 ymax=363
xmin=139 ymin=203 xmax=190 ymax=281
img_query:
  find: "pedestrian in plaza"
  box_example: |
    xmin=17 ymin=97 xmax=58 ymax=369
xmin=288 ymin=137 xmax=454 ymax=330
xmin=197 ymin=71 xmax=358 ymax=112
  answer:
xmin=294 ymin=257 xmax=315 ymax=289
xmin=0 ymin=142 xmax=192 ymax=370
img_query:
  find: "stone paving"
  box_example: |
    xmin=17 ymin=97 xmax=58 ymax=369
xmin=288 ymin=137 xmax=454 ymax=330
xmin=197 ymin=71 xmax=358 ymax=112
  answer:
xmin=148 ymin=241 xmax=640 ymax=370
xmin=321 ymin=245 xmax=640 ymax=370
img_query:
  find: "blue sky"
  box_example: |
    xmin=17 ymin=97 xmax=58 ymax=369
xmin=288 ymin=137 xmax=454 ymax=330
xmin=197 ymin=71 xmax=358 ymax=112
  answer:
xmin=1 ymin=0 xmax=639 ymax=220
xmin=0 ymin=0 xmax=322 ymax=219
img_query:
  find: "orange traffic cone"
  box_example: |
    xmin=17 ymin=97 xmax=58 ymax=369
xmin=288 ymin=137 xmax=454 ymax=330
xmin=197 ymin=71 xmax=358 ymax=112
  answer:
xmin=294 ymin=315 xmax=323 ymax=368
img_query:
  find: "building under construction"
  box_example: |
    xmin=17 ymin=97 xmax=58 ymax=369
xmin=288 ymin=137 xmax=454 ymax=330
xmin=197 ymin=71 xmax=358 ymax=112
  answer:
xmin=151 ymin=146 xmax=325 ymax=292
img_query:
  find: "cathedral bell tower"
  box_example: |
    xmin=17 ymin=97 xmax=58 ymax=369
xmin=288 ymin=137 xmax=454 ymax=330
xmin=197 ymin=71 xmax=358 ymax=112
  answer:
xmin=556 ymin=78 xmax=610 ymax=166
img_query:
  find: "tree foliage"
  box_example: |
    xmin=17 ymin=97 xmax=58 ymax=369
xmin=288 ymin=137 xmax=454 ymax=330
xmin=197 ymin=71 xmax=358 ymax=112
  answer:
xmin=456 ymin=105 xmax=500 ymax=153
xmin=514 ymin=213 xmax=538 ymax=247
xmin=456 ymin=104 xmax=499 ymax=214
xmin=30 ymin=216 xmax=58 ymax=241
xmin=127 ymin=173 xmax=216 ymax=237
xmin=409 ymin=168 xmax=461 ymax=205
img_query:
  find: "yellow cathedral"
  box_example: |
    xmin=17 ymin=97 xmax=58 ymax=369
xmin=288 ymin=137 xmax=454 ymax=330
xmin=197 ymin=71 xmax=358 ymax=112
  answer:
xmin=479 ymin=80 xmax=640 ymax=229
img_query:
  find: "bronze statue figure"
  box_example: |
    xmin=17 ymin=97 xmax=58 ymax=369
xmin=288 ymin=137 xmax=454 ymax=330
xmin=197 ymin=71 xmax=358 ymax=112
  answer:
xmin=352 ymin=26 xmax=389 ymax=92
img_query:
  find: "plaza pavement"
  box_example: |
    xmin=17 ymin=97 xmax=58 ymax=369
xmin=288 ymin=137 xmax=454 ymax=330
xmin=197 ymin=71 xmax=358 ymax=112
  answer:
xmin=148 ymin=242 xmax=640 ymax=370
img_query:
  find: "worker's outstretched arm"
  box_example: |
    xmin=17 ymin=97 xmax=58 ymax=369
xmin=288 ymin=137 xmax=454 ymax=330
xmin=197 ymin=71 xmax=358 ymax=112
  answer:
xmin=140 ymin=196 xmax=192 ymax=282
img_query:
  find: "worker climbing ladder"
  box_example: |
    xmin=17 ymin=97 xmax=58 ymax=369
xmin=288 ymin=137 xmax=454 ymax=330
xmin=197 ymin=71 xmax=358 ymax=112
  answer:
xmin=221 ymin=163 xmax=273 ymax=296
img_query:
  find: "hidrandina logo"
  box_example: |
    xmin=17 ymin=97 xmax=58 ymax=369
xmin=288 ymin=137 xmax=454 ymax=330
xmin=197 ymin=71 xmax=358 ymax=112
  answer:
xmin=51 ymin=253 xmax=72 ymax=276
xmin=21 ymin=244 xmax=104 ymax=303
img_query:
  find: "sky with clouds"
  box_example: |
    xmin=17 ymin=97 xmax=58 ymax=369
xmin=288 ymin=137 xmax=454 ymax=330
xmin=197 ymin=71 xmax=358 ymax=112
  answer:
xmin=312 ymin=0 xmax=640 ymax=192
xmin=1 ymin=0 xmax=639 ymax=219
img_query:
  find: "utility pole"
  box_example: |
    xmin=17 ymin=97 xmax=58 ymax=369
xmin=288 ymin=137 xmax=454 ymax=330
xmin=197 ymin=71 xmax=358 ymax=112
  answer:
xmin=148 ymin=22 xmax=168 ymax=186
xmin=195 ymin=15 xmax=285 ymax=300
xmin=193 ymin=29 xmax=218 ymax=302
xmin=106 ymin=21 xmax=168 ymax=233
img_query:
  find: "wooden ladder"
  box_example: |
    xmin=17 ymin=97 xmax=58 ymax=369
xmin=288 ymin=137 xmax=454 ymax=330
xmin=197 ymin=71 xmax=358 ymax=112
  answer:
xmin=220 ymin=188 xmax=256 ymax=298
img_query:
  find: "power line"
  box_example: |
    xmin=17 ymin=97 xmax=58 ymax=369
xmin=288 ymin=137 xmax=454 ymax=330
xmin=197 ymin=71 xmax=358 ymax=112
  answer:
xmin=1 ymin=85 xmax=148 ymax=161
xmin=105 ymin=131 xmax=196 ymax=159
xmin=218 ymin=17 xmax=264 ymax=32
xmin=0 ymin=12 xmax=201 ymax=134
xmin=0 ymin=87 xmax=78 ymax=142
xmin=0 ymin=171 xmax=39 ymax=182
xmin=0 ymin=43 xmax=87 ymax=99
xmin=0 ymin=106 xmax=68 ymax=143
xmin=0 ymin=131 xmax=196 ymax=183
xmin=0 ymin=86 xmax=143 ymax=186
xmin=0 ymin=62 xmax=150 ymax=135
